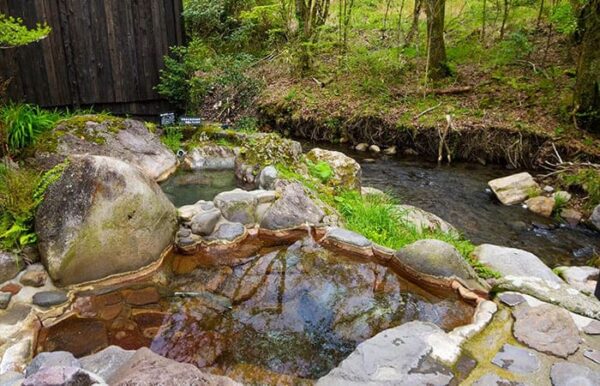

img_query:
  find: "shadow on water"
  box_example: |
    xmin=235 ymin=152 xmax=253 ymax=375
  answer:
xmin=311 ymin=142 xmax=600 ymax=268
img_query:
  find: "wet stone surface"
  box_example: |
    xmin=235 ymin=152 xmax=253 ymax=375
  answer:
xmin=491 ymin=344 xmax=540 ymax=374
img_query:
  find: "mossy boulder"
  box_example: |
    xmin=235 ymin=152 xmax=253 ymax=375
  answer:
xmin=35 ymin=155 xmax=177 ymax=286
xmin=34 ymin=116 xmax=177 ymax=182
xmin=306 ymin=148 xmax=361 ymax=191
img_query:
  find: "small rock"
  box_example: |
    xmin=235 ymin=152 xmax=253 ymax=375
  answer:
xmin=488 ymin=172 xmax=540 ymax=205
xmin=23 ymin=366 xmax=103 ymax=386
xmin=306 ymin=148 xmax=362 ymax=190
xmin=0 ymin=292 xmax=12 ymax=309
xmin=250 ymin=190 xmax=277 ymax=204
xmin=395 ymin=205 xmax=458 ymax=235
xmin=383 ymin=146 xmax=397 ymax=155
xmin=213 ymin=189 xmax=258 ymax=225
xmin=584 ymin=320 xmax=600 ymax=335
xmin=324 ymin=228 xmax=372 ymax=248
xmin=177 ymin=205 xmax=201 ymax=222
xmin=543 ymin=185 xmax=555 ymax=193
xmin=561 ymin=208 xmax=583 ymax=226
xmin=208 ymin=223 xmax=246 ymax=242
xmin=368 ymin=144 xmax=381 ymax=153
xmin=0 ymin=251 xmax=20 ymax=284
xmin=508 ymin=221 xmax=529 ymax=232
xmin=354 ymin=143 xmax=368 ymax=152
xmin=123 ymin=287 xmax=160 ymax=306
xmin=190 ymin=209 xmax=221 ymax=236
xmin=32 ymin=291 xmax=68 ymax=308
xmin=403 ymin=148 xmax=419 ymax=156
xmin=473 ymin=374 xmax=524 ymax=386
xmin=525 ymin=196 xmax=555 ymax=217
xmin=553 ymin=190 xmax=572 ymax=203
xmin=26 ymin=351 xmax=80 ymax=377
xmin=178 ymin=236 xmax=196 ymax=247
xmin=361 ymin=186 xmax=385 ymax=197
xmin=584 ymin=349 xmax=600 ymax=365
xmin=472 ymin=244 xmax=562 ymax=283
xmin=80 ymin=345 xmax=135 ymax=380
xmin=498 ymin=292 xmax=526 ymax=307
xmin=491 ymin=344 xmax=540 ymax=374
xmin=177 ymin=228 xmax=191 ymax=238
xmin=258 ymin=166 xmax=278 ymax=190
xmin=362 ymin=158 xmax=376 ymax=163
xmin=557 ymin=266 xmax=599 ymax=294
xmin=0 ymin=282 xmax=21 ymax=295
xmin=590 ymin=205 xmax=600 ymax=231
xmin=513 ymin=304 xmax=581 ymax=358
xmin=0 ymin=339 xmax=32 ymax=374
xmin=550 ymin=362 xmax=600 ymax=386
xmin=19 ymin=269 xmax=47 ymax=288
xmin=260 ymin=182 xmax=325 ymax=230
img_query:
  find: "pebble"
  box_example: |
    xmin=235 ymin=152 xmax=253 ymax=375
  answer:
xmin=0 ymin=283 xmax=22 ymax=295
xmin=19 ymin=270 xmax=47 ymax=287
xmin=491 ymin=344 xmax=540 ymax=374
xmin=498 ymin=293 xmax=526 ymax=307
xmin=32 ymin=291 xmax=68 ymax=308
xmin=584 ymin=349 xmax=600 ymax=365
xmin=584 ymin=320 xmax=600 ymax=335
xmin=0 ymin=292 xmax=11 ymax=309
xmin=369 ymin=145 xmax=381 ymax=153
xmin=355 ymin=143 xmax=368 ymax=152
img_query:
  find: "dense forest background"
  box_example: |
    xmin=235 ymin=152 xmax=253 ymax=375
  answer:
xmin=156 ymin=0 xmax=599 ymax=146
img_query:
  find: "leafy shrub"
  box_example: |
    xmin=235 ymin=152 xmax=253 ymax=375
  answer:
xmin=492 ymin=31 xmax=533 ymax=66
xmin=0 ymin=104 xmax=62 ymax=152
xmin=233 ymin=116 xmax=259 ymax=133
xmin=0 ymin=161 xmax=68 ymax=251
xmin=0 ymin=13 xmax=51 ymax=48
xmin=240 ymin=133 xmax=301 ymax=166
xmin=550 ymin=3 xmax=578 ymax=35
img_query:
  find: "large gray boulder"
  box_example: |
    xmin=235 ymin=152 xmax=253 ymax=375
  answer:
xmin=79 ymin=345 xmax=135 ymax=381
xmin=317 ymin=321 xmax=454 ymax=386
xmin=260 ymin=182 xmax=325 ymax=230
xmin=550 ymin=362 xmax=600 ymax=386
xmin=0 ymin=251 xmax=20 ymax=284
xmin=488 ymin=172 xmax=539 ymax=205
xmin=108 ymin=347 xmax=240 ymax=385
xmin=306 ymin=148 xmax=361 ymax=190
xmin=472 ymin=244 xmax=561 ymax=283
xmin=213 ymin=189 xmax=258 ymax=225
xmin=42 ymin=117 xmax=177 ymax=181
xmin=35 ymin=155 xmax=178 ymax=286
xmin=394 ymin=239 xmax=487 ymax=292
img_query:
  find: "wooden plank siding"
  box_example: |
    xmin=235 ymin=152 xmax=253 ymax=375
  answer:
xmin=0 ymin=0 xmax=184 ymax=115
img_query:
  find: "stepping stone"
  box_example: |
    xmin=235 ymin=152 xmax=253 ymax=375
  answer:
xmin=550 ymin=362 xmax=600 ymax=386
xmin=513 ymin=304 xmax=581 ymax=358
xmin=207 ymin=223 xmax=246 ymax=242
xmin=498 ymin=292 xmax=525 ymax=307
xmin=584 ymin=349 xmax=600 ymax=365
xmin=491 ymin=344 xmax=540 ymax=374
xmin=473 ymin=374 xmax=525 ymax=386
xmin=20 ymin=270 xmax=47 ymax=287
xmin=32 ymin=291 xmax=68 ymax=308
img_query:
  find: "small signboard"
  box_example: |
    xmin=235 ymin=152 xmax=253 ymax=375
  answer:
xmin=160 ymin=113 xmax=175 ymax=126
xmin=179 ymin=116 xmax=203 ymax=126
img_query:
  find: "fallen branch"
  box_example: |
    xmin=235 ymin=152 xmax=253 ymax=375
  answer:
xmin=414 ymin=102 xmax=442 ymax=120
xmin=428 ymin=86 xmax=473 ymax=95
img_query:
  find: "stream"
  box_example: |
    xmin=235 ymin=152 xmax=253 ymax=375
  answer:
xmin=322 ymin=143 xmax=600 ymax=268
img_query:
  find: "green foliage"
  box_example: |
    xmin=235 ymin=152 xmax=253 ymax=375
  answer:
xmin=0 ymin=161 xmax=68 ymax=251
xmin=560 ymin=168 xmax=600 ymax=210
xmin=0 ymin=104 xmax=62 ymax=152
xmin=233 ymin=116 xmax=259 ymax=133
xmin=161 ymin=126 xmax=183 ymax=153
xmin=492 ymin=31 xmax=533 ymax=66
xmin=549 ymin=3 xmax=578 ymax=35
xmin=0 ymin=13 xmax=50 ymax=48
xmin=307 ymin=160 xmax=333 ymax=183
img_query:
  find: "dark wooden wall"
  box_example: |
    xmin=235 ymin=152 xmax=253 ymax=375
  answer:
xmin=0 ymin=0 xmax=184 ymax=116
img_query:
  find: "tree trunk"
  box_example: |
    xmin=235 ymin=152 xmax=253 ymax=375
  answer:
xmin=425 ymin=0 xmax=450 ymax=80
xmin=500 ymin=0 xmax=510 ymax=39
xmin=405 ymin=0 xmax=422 ymax=46
xmin=574 ymin=0 xmax=600 ymax=131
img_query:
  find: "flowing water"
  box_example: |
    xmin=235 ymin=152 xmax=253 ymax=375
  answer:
xmin=314 ymin=143 xmax=600 ymax=268
xmin=36 ymin=240 xmax=474 ymax=383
